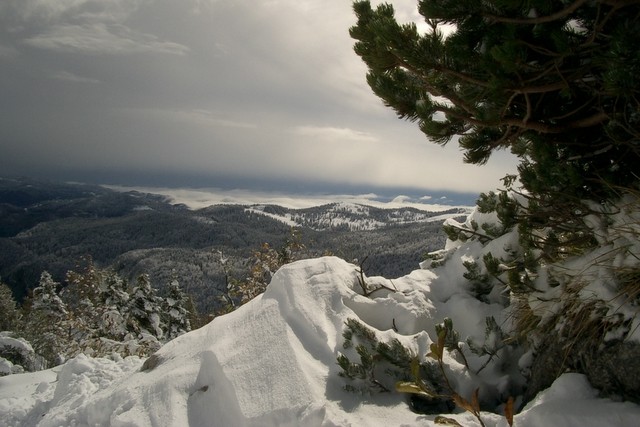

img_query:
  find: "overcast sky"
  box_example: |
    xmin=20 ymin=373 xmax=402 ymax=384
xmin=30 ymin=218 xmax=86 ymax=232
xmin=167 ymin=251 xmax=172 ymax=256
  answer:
xmin=0 ymin=0 xmax=517 ymax=199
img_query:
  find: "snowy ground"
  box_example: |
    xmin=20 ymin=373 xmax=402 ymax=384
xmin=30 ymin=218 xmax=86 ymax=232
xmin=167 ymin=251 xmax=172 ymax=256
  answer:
xmin=2 ymin=255 xmax=639 ymax=426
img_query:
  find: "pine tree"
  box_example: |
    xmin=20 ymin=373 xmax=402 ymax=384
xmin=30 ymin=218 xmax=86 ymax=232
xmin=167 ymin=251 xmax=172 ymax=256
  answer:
xmin=98 ymin=270 xmax=132 ymax=341
xmin=23 ymin=272 xmax=71 ymax=368
xmin=128 ymin=274 xmax=164 ymax=340
xmin=162 ymin=279 xmax=191 ymax=340
xmin=64 ymin=256 xmax=104 ymax=342
xmin=0 ymin=281 xmax=19 ymax=332
xmin=351 ymin=0 xmax=640 ymax=403
xmin=350 ymin=0 xmax=640 ymax=222
xmin=62 ymin=261 xmax=148 ymax=356
xmin=185 ymin=295 xmax=207 ymax=330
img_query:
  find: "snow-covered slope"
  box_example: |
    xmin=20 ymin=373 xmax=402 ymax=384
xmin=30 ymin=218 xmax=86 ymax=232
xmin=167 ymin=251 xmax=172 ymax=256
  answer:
xmin=2 ymin=256 xmax=639 ymax=426
xmin=246 ymin=202 xmax=470 ymax=231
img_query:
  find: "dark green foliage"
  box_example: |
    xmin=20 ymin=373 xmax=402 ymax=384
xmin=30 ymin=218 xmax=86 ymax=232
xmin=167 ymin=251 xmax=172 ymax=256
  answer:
xmin=456 ymin=205 xmax=519 ymax=304
xmin=338 ymin=318 xmax=446 ymax=401
xmin=340 ymin=318 xmax=412 ymax=392
xmin=482 ymin=253 xmax=501 ymax=278
xmin=0 ymin=281 xmax=19 ymax=331
xmin=442 ymin=223 xmax=465 ymax=243
xmin=463 ymin=260 xmax=493 ymax=302
xmin=346 ymin=0 xmax=640 ymax=406
xmin=400 ymin=317 xmax=512 ymax=422
xmin=351 ymin=0 xmax=640 ymax=255
xmin=342 ymin=318 xmax=378 ymax=347
xmin=442 ymin=219 xmax=493 ymax=245
xmin=467 ymin=316 xmax=510 ymax=374
xmin=434 ymin=318 xmax=460 ymax=354
xmin=492 ymin=192 xmax=518 ymax=232
xmin=433 ymin=318 xmax=470 ymax=369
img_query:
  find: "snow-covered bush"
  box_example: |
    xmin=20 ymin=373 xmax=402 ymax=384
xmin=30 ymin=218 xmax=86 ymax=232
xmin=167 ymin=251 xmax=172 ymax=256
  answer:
xmin=0 ymin=332 xmax=41 ymax=375
xmin=517 ymin=191 xmax=640 ymax=402
xmin=433 ymin=189 xmax=640 ymax=402
xmin=335 ymin=184 xmax=640 ymax=417
xmin=337 ymin=200 xmax=527 ymax=420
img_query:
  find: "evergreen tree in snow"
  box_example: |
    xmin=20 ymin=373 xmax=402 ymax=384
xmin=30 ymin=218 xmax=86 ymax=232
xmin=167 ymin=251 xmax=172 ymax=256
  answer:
xmin=184 ymin=294 xmax=207 ymax=330
xmin=351 ymin=0 xmax=640 ymax=235
xmin=128 ymin=274 xmax=164 ymax=341
xmin=351 ymin=0 xmax=640 ymax=403
xmin=0 ymin=281 xmax=36 ymax=375
xmin=64 ymin=256 xmax=104 ymax=342
xmin=0 ymin=281 xmax=20 ymax=332
xmin=62 ymin=261 xmax=153 ymax=357
xmin=162 ymin=278 xmax=191 ymax=340
xmin=23 ymin=272 xmax=71 ymax=368
xmin=98 ymin=270 xmax=132 ymax=341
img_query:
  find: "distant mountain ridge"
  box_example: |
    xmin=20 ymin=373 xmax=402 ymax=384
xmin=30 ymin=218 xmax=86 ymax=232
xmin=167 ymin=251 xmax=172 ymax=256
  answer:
xmin=246 ymin=202 xmax=468 ymax=231
xmin=0 ymin=176 xmax=178 ymax=238
xmin=0 ymin=176 xmax=464 ymax=312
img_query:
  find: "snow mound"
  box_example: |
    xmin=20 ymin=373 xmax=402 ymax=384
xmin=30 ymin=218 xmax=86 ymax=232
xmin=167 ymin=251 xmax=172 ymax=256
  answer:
xmin=514 ymin=373 xmax=640 ymax=427
xmin=2 ymin=257 xmax=639 ymax=426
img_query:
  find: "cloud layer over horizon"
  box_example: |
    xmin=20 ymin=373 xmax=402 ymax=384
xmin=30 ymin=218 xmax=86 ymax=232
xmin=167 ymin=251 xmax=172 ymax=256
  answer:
xmin=0 ymin=0 xmax=517 ymax=194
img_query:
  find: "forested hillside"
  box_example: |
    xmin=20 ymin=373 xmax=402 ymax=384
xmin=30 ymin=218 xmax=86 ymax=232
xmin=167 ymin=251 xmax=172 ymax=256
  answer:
xmin=0 ymin=176 xmax=461 ymax=313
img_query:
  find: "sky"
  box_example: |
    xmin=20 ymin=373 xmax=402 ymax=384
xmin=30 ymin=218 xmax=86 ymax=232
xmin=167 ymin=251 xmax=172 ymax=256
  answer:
xmin=0 ymin=0 xmax=517 ymax=200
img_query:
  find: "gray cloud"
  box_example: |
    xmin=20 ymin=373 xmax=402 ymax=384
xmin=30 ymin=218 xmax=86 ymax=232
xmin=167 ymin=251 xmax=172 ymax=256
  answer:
xmin=0 ymin=0 xmax=145 ymax=24
xmin=51 ymin=70 xmax=102 ymax=84
xmin=24 ymin=23 xmax=190 ymax=55
xmin=0 ymin=0 xmax=517 ymax=194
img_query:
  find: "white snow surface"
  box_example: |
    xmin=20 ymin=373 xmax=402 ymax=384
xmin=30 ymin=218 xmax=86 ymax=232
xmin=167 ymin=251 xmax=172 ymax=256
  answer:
xmin=2 ymin=257 xmax=639 ymax=426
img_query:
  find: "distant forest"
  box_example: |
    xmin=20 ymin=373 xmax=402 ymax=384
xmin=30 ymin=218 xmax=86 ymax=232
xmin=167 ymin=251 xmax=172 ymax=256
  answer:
xmin=0 ymin=176 xmax=460 ymax=313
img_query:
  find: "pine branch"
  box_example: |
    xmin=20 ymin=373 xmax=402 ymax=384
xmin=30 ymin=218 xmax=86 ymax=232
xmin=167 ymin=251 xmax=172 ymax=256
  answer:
xmin=445 ymin=222 xmax=493 ymax=242
xmin=483 ymin=0 xmax=590 ymax=25
xmin=390 ymin=54 xmax=480 ymax=116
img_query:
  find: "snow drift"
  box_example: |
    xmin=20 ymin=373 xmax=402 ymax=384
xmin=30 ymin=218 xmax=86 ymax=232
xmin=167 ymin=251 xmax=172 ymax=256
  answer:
xmin=2 ymin=255 xmax=639 ymax=426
